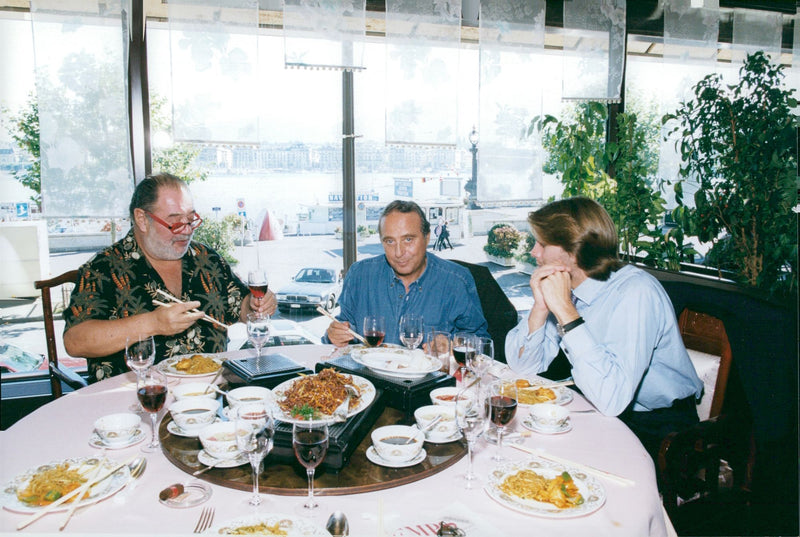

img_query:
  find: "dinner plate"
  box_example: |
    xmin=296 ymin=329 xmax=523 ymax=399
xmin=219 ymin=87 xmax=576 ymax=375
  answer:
xmin=515 ymin=381 xmax=574 ymax=406
xmin=270 ymin=373 xmax=376 ymax=425
xmin=350 ymin=347 xmax=440 ymax=379
xmin=520 ymin=416 xmax=573 ymax=435
xmin=0 ymin=456 xmax=131 ymax=514
xmin=88 ymin=428 xmax=146 ymax=449
xmin=204 ymin=512 xmax=330 ymax=536
xmin=366 ymin=446 xmax=427 ymax=468
xmin=485 ymin=457 xmax=606 ymax=519
xmin=157 ymin=354 xmax=223 ymax=379
xmin=196 ymin=450 xmax=248 ymax=469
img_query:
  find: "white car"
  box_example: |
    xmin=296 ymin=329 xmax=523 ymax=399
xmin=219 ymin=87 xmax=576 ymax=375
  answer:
xmin=230 ymin=319 xmax=321 ymax=351
xmin=276 ymin=267 xmax=343 ymax=313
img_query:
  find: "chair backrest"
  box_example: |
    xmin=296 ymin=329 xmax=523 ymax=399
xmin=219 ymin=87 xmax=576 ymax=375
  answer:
xmin=34 ymin=269 xmax=79 ymax=399
xmin=678 ymin=308 xmax=733 ymax=420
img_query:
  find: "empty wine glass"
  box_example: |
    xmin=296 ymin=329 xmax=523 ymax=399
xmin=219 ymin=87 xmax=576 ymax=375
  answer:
xmin=293 ymin=421 xmax=329 ymax=512
xmin=399 ymin=314 xmax=423 ymax=350
xmin=362 ymin=315 xmax=385 ymax=347
xmin=125 ymin=335 xmax=155 ymax=412
xmin=487 ymin=379 xmax=517 ymax=462
xmin=468 ymin=337 xmax=494 ymax=381
xmin=455 ymin=381 xmax=487 ymax=487
xmin=426 ymin=330 xmax=451 ymax=373
xmin=247 ymin=312 xmax=270 ymax=358
xmin=235 ymin=402 xmax=275 ymax=506
xmin=136 ymin=367 xmax=168 ymax=453
xmin=247 ymin=270 xmax=269 ymax=307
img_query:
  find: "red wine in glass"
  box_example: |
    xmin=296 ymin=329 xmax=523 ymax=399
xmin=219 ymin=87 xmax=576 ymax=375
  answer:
xmin=138 ymin=385 xmax=167 ymax=413
xmin=294 ymin=429 xmax=329 ymax=469
xmin=249 ymin=283 xmax=268 ymax=299
xmin=452 ymin=345 xmax=474 ymax=367
xmin=488 ymin=395 xmax=517 ymax=426
xmin=364 ymin=331 xmax=385 ymax=347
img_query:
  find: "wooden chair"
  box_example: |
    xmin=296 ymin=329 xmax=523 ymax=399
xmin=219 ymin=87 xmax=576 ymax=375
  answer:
xmin=34 ymin=270 xmax=88 ymax=399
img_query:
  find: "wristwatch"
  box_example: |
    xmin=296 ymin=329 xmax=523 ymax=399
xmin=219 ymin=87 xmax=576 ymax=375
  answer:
xmin=557 ymin=317 xmax=585 ymax=337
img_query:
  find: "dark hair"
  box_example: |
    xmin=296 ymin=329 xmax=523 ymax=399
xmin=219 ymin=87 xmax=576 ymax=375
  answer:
xmin=379 ymin=200 xmax=431 ymax=236
xmin=129 ymin=173 xmax=187 ymax=220
xmin=528 ymin=197 xmax=622 ymax=281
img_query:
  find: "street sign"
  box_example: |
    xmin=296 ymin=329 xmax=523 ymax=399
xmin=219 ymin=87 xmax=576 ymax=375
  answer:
xmin=238 ymin=211 xmax=246 ymax=218
xmin=15 ymin=203 xmax=29 ymax=218
xmin=237 ymin=198 xmax=245 ymax=209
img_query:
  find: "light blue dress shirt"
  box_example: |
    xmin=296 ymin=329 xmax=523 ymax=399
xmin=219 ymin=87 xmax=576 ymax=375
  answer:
xmin=505 ymin=264 xmax=702 ymax=415
xmin=324 ymin=253 xmax=489 ymax=345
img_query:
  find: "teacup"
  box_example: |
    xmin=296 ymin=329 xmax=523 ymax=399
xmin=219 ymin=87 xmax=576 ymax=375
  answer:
xmin=172 ymin=382 xmax=217 ymax=401
xmin=226 ymin=386 xmax=272 ymax=410
xmin=413 ymin=404 xmax=458 ymax=441
xmin=169 ymin=398 xmax=220 ymax=434
xmin=371 ymin=425 xmax=424 ymax=463
xmin=429 ymin=387 xmax=472 ymax=410
xmin=198 ymin=421 xmax=241 ymax=460
xmin=94 ymin=413 xmax=141 ymax=446
xmin=529 ymin=403 xmax=570 ymax=431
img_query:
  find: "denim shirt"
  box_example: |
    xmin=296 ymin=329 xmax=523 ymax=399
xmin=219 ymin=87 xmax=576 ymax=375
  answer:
xmin=325 ymin=253 xmax=489 ymax=344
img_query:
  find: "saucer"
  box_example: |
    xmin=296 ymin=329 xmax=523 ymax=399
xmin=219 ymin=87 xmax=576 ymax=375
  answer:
xmin=366 ymin=446 xmax=426 ymax=468
xmin=424 ymin=431 xmax=462 ymax=444
xmin=196 ymin=449 xmax=248 ymax=469
xmin=88 ymin=428 xmax=146 ymax=449
xmin=521 ymin=416 xmax=573 ymax=435
xmin=167 ymin=419 xmax=219 ymax=438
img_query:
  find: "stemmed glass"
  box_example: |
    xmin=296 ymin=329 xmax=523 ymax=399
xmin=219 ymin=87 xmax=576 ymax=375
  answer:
xmin=126 ymin=335 xmax=155 ymax=412
xmin=136 ymin=367 xmax=168 ymax=453
xmin=362 ymin=315 xmax=385 ymax=347
xmin=247 ymin=270 xmax=269 ymax=307
xmin=235 ymin=402 xmax=275 ymax=506
xmin=468 ymin=337 xmax=494 ymax=382
xmin=247 ymin=312 xmax=270 ymax=358
xmin=292 ymin=421 xmax=329 ymax=513
xmin=487 ymin=379 xmax=518 ymax=462
xmin=399 ymin=314 xmax=424 ymax=350
xmin=455 ymin=381 xmax=487 ymax=487
xmin=426 ymin=330 xmax=451 ymax=373
xmin=452 ymin=332 xmax=477 ymax=383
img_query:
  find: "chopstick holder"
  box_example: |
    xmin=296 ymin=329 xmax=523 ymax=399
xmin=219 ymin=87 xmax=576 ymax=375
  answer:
xmin=314 ymin=306 xmax=368 ymax=345
xmin=510 ymin=444 xmax=635 ymax=487
xmin=152 ymin=289 xmax=229 ymax=329
xmin=17 ymin=456 xmax=136 ymax=530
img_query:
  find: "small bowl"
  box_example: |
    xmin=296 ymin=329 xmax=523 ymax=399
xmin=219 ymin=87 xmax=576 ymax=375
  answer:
xmin=198 ymin=421 xmax=240 ymax=460
xmin=371 ymin=425 xmax=424 ymax=463
xmin=429 ymin=387 xmax=472 ymax=409
xmin=413 ymin=404 xmax=458 ymax=440
xmin=172 ymin=382 xmax=217 ymax=401
xmin=169 ymin=398 xmax=220 ymax=434
xmin=226 ymin=386 xmax=272 ymax=410
xmin=94 ymin=413 xmax=141 ymax=446
xmin=529 ymin=403 xmax=570 ymax=431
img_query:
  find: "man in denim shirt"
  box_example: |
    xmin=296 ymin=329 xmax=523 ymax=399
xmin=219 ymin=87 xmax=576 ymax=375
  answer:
xmin=325 ymin=200 xmax=488 ymax=346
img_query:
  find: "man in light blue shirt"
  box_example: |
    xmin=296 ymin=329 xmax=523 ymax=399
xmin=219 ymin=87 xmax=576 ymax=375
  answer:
xmin=325 ymin=200 xmax=488 ymax=346
xmin=505 ymin=197 xmax=702 ymax=461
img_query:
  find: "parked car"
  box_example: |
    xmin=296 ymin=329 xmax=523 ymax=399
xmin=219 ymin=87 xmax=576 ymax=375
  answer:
xmin=276 ymin=267 xmax=342 ymax=313
xmin=237 ymin=319 xmax=321 ymax=349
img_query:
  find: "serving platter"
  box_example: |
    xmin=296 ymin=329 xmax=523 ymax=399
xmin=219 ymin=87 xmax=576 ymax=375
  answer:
xmin=350 ymin=347 xmax=440 ymax=379
xmin=270 ymin=373 xmax=376 ymax=426
xmin=157 ymin=354 xmax=223 ymax=379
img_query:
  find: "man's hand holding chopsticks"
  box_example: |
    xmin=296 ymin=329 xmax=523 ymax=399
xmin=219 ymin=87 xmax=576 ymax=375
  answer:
xmin=152 ymin=300 xmax=206 ymax=334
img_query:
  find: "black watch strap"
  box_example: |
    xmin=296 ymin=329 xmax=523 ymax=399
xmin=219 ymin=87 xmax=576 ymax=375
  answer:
xmin=558 ymin=317 xmax=585 ymax=336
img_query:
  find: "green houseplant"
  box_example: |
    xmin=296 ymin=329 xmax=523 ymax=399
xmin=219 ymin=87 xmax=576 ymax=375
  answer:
xmin=664 ymin=51 xmax=797 ymax=297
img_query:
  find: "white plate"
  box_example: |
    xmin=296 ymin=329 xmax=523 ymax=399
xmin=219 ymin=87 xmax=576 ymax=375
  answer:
xmin=485 ymin=457 xmax=606 ymax=519
xmin=157 ymin=354 xmax=223 ymax=379
xmin=89 ymin=428 xmax=146 ymax=449
xmin=0 ymin=456 xmax=131 ymax=514
xmin=205 ymin=512 xmax=330 ymax=536
xmin=366 ymin=446 xmax=427 ymax=468
xmin=196 ymin=450 xmax=248 ymax=469
xmin=271 ymin=373 xmax=376 ymax=425
xmin=521 ymin=416 xmax=573 ymax=435
xmin=515 ymin=381 xmax=574 ymax=406
xmin=350 ymin=347 xmax=440 ymax=379
xmin=424 ymin=431 xmax=463 ymax=444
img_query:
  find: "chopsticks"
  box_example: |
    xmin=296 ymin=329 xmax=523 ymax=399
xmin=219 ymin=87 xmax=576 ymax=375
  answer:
xmin=315 ymin=306 xmax=368 ymax=345
xmin=510 ymin=444 xmax=635 ymax=487
xmin=17 ymin=456 xmax=136 ymax=530
xmin=58 ymin=460 xmax=104 ymax=530
xmin=153 ymin=289 xmax=229 ymax=329
xmin=521 ymin=380 xmax=575 ymax=390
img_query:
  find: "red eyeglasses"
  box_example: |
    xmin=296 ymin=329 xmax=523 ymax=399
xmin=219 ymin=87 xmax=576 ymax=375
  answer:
xmin=145 ymin=211 xmax=203 ymax=235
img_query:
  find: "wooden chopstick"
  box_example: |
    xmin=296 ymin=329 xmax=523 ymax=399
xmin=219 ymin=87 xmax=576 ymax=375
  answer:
xmin=314 ymin=306 xmax=368 ymax=345
xmin=152 ymin=289 xmax=229 ymax=329
xmin=520 ymin=380 xmax=576 ymax=390
xmin=510 ymin=444 xmax=635 ymax=487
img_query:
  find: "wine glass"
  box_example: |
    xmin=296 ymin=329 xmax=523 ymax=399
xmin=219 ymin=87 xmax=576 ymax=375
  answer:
xmin=136 ymin=367 xmax=168 ymax=453
xmin=247 ymin=270 xmax=269 ymax=306
xmin=455 ymin=381 xmax=487 ymax=486
xmin=362 ymin=315 xmax=385 ymax=347
xmin=247 ymin=312 xmax=271 ymax=358
xmin=125 ymin=335 xmax=155 ymax=412
xmin=468 ymin=337 xmax=494 ymax=381
xmin=487 ymin=379 xmax=517 ymax=462
xmin=292 ymin=421 xmax=329 ymax=512
xmin=399 ymin=314 xmax=423 ymax=350
xmin=452 ymin=332 xmax=477 ymax=383
xmin=426 ymin=330 xmax=451 ymax=373
xmin=235 ymin=402 xmax=275 ymax=506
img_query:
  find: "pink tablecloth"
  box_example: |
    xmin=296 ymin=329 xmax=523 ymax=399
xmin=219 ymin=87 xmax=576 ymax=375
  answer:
xmin=0 ymin=345 xmax=668 ymax=536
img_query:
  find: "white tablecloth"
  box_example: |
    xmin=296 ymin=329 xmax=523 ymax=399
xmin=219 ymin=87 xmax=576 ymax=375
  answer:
xmin=0 ymin=345 xmax=668 ymax=536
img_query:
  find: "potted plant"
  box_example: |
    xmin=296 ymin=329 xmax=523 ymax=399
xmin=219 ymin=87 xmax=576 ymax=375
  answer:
xmin=193 ymin=215 xmax=238 ymax=265
xmin=515 ymin=232 xmax=537 ymax=274
xmin=483 ymin=223 xmax=521 ymax=267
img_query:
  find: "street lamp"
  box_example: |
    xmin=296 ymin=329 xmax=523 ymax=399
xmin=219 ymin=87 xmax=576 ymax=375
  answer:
xmin=466 ymin=126 xmax=479 ymax=209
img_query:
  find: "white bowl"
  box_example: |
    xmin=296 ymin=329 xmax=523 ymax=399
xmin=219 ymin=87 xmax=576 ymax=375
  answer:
xmin=172 ymin=382 xmax=217 ymax=401
xmin=529 ymin=403 xmax=570 ymax=431
xmin=371 ymin=425 xmax=424 ymax=463
xmin=169 ymin=398 xmax=220 ymax=433
xmin=429 ymin=387 xmax=472 ymax=409
xmin=226 ymin=386 xmax=272 ymax=410
xmin=94 ymin=413 xmax=141 ymax=446
xmin=413 ymin=404 xmax=458 ymax=440
xmin=198 ymin=421 xmax=240 ymax=460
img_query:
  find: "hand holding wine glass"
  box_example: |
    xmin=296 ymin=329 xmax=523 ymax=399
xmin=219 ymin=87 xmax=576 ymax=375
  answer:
xmin=248 ymin=270 xmax=269 ymax=306
xmin=247 ymin=312 xmax=271 ymax=358
xmin=137 ymin=367 xmax=168 ymax=453
xmin=235 ymin=402 xmax=275 ymax=506
xmin=487 ymin=379 xmax=517 ymax=462
xmin=362 ymin=315 xmax=385 ymax=347
xmin=399 ymin=313 xmax=423 ymax=350
xmin=292 ymin=421 xmax=329 ymax=512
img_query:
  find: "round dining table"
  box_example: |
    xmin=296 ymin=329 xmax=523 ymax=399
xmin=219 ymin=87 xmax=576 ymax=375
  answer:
xmin=0 ymin=345 xmax=672 ymax=536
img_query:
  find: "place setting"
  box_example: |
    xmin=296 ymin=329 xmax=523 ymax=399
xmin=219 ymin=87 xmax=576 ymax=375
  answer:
xmin=366 ymin=424 xmax=427 ymax=468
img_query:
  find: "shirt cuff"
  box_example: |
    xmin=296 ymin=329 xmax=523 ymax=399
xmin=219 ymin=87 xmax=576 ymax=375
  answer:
xmin=559 ymin=322 xmax=594 ymax=360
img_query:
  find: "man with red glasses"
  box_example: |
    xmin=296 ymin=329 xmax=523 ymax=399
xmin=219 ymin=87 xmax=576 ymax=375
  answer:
xmin=63 ymin=173 xmax=276 ymax=382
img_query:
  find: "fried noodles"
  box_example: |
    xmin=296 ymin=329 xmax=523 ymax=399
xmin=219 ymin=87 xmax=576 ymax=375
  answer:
xmin=499 ymin=469 xmax=583 ymax=509
xmin=218 ymin=521 xmax=288 ymax=535
xmin=16 ymin=463 xmax=88 ymax=506
xmin=174 ymin=355 xmax=220 ymax=375
xmin=278 ymin=369 xmax=360 ymax=417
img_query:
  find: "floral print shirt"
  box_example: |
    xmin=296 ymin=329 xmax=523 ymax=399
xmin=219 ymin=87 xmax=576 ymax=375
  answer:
xmin=63 ymin=229 xmax=247 ymax=383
